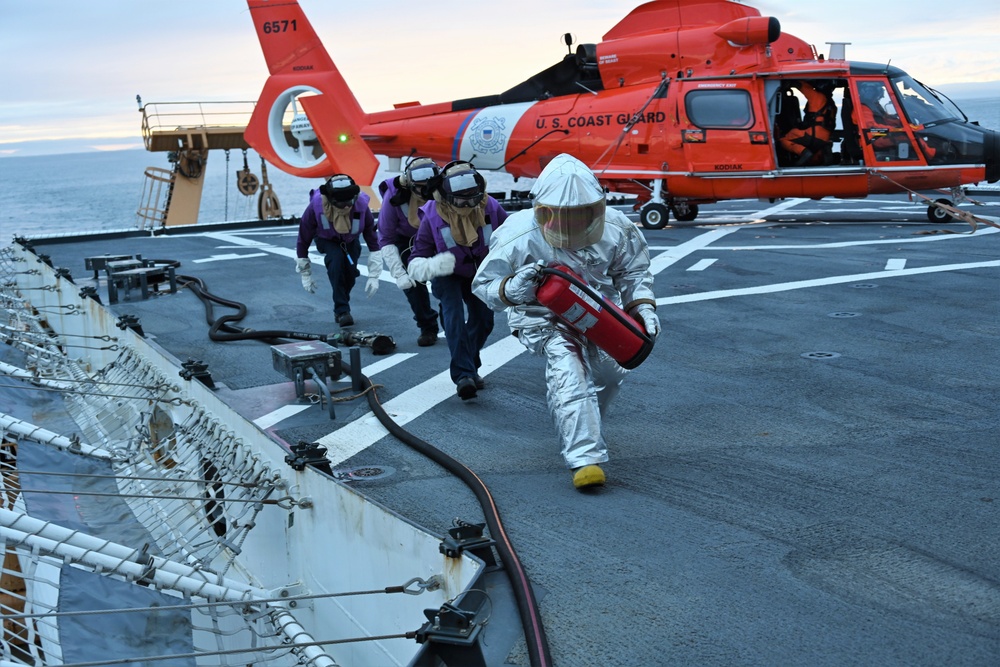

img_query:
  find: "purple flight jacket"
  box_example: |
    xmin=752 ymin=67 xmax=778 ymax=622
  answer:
xmin=411 ymin=197 xmax=508 ymax=279
xmin=296 ymin=189 xmax=378 ymax=258
xmin=376 ymin=177 xmax=422 ymax=251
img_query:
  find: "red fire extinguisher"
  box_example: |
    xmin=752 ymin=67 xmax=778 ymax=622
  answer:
xmin=534 ymin=264 xmax=654 ymax=369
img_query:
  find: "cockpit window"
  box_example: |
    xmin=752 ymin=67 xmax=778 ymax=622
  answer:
xmin=891 ymin=75 xmax=964 ymax=127
xmin=685 ymin=90 xmax=754 ymax=129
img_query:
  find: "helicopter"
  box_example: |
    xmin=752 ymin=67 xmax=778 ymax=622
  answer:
xmin=244 ymin=0 xmax=999 ymax=228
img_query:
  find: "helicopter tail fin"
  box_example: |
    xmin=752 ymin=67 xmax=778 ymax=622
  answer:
xmin=245 ymin=0 xmax=378 ymax=182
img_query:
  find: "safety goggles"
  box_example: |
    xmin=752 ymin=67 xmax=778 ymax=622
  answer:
xmin=443 ymin=171 xmax=484 ymax=208
xmin=407 ymin=165 xmax=438 ymax=184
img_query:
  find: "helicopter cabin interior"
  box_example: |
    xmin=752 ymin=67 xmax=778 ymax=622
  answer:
xmin=770 ymin=77 xmax=944 ymax=169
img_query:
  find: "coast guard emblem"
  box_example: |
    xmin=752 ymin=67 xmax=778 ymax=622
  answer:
xmin=469 ymin=116 xmax=508 ymax=156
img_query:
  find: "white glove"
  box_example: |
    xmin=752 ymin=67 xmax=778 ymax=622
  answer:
xmin=382 ymin=244 xmax=415 ymax=291
xmin=365 ymin=250 xmax=382 ymax=298
xmin=408 ymin=252 xmax=456 ymax=282
xmin=631 ymin=303 xmax=660 ymax=337
xmin=501 ymin=261 xmax=543 ymax=305
xmin=295 ymin=257 xmax=317 ymax=294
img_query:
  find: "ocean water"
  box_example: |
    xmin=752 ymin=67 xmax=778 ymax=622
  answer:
xmin=2 ymin=97 xmax=997 ymax=238
xmin=0 ymin=149 xmax=322 ymax=238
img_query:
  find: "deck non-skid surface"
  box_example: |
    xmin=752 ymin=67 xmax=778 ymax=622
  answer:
xmin=31 ymin=196 xmax=1000 ymax=666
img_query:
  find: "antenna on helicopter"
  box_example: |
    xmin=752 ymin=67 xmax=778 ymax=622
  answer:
xmin=563 ymin=32 xmax=574 ymax=55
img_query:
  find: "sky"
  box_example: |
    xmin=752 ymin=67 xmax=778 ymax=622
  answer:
xmin=1 ymin=0 xmax=998 ymax=156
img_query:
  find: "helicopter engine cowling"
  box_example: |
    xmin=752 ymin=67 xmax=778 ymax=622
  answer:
xmin=714 ymin=16 xmax=780 ymax=46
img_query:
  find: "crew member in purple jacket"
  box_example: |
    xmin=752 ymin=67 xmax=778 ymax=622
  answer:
xmin=366 ymin=157 xmax=442 ymax=347
xmin=408 ymin=161 xmax=508 ymax=400
xmin=294 ymin=174 xmax=380 ymax=327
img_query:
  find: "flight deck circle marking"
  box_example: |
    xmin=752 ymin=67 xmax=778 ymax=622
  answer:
xmin=801 ymin=351 xmax=842 ymax=360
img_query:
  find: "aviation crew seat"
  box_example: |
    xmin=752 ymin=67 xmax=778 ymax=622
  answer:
xmin=775 ymin=89 xmax=802 ymax=166
xmin=839 ymin=94 xmax=863 ymax=164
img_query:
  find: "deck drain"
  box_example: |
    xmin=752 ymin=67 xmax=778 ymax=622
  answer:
xmin=801 ymin=351 xmax=841 ymax=360
xmin=828 ymin=312 xmax=861 ymax=318
xmin=336 ymin=465 xmax=395 ymax=481
xmin=851 ymin=283 xmax=878 ymax=289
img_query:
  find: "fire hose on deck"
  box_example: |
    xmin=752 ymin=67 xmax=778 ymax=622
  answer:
xmin=175 ymin=271 xmax=553 ymax=667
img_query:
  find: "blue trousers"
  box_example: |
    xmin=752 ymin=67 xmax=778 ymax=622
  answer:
xmin=431 ymin=274 xmax=494 ymax=384
xmin=404 ymin=282 xmax=439 ymax=332
xmin=316 ymin=237 xmax=361 ymax=317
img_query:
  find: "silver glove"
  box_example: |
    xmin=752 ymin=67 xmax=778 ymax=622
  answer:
xmin=631 ymin=303 xmax=660 ymax=337
xmin=501 ymin=261 xmax=543 ymax=305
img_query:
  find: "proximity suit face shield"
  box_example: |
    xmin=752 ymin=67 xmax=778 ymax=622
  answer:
xmin=534 ymin=201 xmax=607 ymax=249
xmin=530 ymin=154 xmax=607 ymax=249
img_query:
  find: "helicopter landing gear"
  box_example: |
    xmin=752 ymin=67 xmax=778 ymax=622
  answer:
xmin=639 ymin=199 xmax=700 ymax=228
xmin=640 ymin=178 xmax=670 ymax=229
xmin=927 ymin=198 xmax=956 ymax=223
xmin=670 ymin=200 xmax=699 ymax=222
xmin=640 ymin=202 xmax=670 ymax=229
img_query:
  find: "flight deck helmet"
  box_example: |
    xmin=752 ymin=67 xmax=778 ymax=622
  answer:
xmin=320 ymin=174 xmax=360 ymax=208
xmin=401 ymin=157 xmax=441 ymax=199
xmin=436 ymin=161 xmax=486 ymax=208
xmin=858 ymin=81 xmax=884 ymax=109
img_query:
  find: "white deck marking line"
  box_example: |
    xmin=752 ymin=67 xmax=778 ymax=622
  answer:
xmin=656 ymin=260 xmax=1000 ymax=306
xmin=191 ymin=253 xmax=268 ymax=264
xmin=253 ymin=353 xmax=417 ymax=429
xmin=710 ymin=226 xmax=998 ymax=251
xmin=254 ymin=404 xmax=311 ymax=429
xmin=650 ymin=227 xmax=742 ymax=274
xmin=885 ymin=258 xmax=907 ymax=271
xmin=687 ymin=259 xmax=718 ymax=271
xmin=317 ymin=335 xmax=526 ymax=466
xmin=203 ymin=231 xmax=276 ymax=247
xmin=749 ymin=198 xmax=810 ymax=220
xmin=203 ymin=231 xmax=394 ymax=279
xmin=648 ymin=198 xmax=807 ymax=275
xmin=340 ymin=352 xmax=417 ymax=379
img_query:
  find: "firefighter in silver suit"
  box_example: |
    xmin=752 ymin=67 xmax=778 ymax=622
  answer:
xmin=472 ymin=153 xmax=659 ymax=490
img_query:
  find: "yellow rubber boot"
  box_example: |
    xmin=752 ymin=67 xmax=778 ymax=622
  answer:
xmin=572 ymin=464 xmax=606 ymax=489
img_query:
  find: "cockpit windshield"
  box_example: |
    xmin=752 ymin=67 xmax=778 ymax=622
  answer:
xmin=891 ymin=75 xmax=965 ymax=127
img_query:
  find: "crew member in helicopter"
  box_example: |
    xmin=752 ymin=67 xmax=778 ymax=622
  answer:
xmin=407 ymin=161 xmax=508 ymax=400
xmin=778 ymin=80 xmax=837 ymax=166
xmin=472 ymin=153 xmax=658 ymax=490
xmin=294 ymin=173 xmax=380 ymax=327
xmin=853 ymin=80 xmax=937 ymax=161
xmin=365 ymin=157 xmax=443 ymax=347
